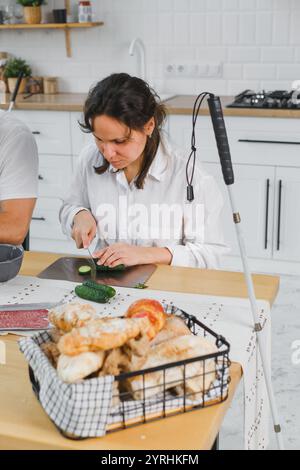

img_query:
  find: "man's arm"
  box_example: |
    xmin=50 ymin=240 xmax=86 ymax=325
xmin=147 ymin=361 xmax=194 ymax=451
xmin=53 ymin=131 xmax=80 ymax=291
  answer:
xmin=0 ymin=198 xmax=36 ymax=245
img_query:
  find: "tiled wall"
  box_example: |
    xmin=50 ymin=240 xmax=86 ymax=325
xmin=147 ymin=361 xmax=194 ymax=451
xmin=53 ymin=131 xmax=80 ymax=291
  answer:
xmin=1 ymin=0 xmax=300 ymax=95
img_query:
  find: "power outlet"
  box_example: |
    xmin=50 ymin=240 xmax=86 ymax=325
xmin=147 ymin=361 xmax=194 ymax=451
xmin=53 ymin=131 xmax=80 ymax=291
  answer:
xmin=164 ymin=62 xmax=222 ymax=78
xmin=206 ymin=63 xmax=222 ymax=78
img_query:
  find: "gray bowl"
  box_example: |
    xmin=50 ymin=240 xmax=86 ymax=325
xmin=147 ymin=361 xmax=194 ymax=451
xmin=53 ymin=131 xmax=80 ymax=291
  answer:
xmin=0 ymin=244 xmax=24 ymax=282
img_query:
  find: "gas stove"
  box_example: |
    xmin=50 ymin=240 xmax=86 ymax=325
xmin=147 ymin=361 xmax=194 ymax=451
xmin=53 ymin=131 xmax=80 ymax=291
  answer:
xmin=227 ymin=89 xmax=300 ymax=109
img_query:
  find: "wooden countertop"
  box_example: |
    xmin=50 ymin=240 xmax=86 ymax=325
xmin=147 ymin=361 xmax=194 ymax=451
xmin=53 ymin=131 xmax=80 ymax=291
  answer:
xmin=1 ymin=92 xmax=300 ymax=118
xmin=0 ymin=93 xmax=87 ymax=112
xmin=0 ymin=252 xmax=280 ymax=450
xmin=20 ymin=251 xmax=280 ymax=305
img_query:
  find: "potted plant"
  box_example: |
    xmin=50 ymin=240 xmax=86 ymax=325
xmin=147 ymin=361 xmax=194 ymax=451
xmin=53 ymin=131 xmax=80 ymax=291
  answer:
xmin=3 ymin=57 xmax=32 ymax=94
xmin=16 ymin=0 xmax=46 ymax=25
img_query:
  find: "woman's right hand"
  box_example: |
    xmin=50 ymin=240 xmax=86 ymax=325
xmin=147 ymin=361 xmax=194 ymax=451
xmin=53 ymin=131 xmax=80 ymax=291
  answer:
xmin=72 ymin=210 xmax=97 ymax=249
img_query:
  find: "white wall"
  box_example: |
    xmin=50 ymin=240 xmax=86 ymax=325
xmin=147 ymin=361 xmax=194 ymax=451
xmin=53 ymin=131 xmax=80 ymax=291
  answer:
xmin=1 ymin=0 xmax=300 ymax=95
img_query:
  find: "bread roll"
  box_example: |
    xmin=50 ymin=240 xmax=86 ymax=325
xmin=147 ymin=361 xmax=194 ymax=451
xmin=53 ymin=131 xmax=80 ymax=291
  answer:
xmin=57 ymin=351 xmax=105 ymax=383
xmin=41 ymin=341 xmax=60 ymax=368
xmin=125 ymin=299 xmax=166 ymax=340
xmin=49 ymin=302 xmax=97 ymax=333
xmin=128 ymin=335 xmax=218 ymax=400
xmin=58 ymin=317 xmax=150 ymax=356
xmin=150 ymin=315 xmax=191 ymax=347
xmin=48 ymin=328 xmax=64 ymax=344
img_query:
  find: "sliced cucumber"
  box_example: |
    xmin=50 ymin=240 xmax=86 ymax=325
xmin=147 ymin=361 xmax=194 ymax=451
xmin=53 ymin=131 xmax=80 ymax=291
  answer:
xmin=78 ymin=265 xmax=92 ymax=275
xmin=95 ymin=263 xmax=126 ymax=272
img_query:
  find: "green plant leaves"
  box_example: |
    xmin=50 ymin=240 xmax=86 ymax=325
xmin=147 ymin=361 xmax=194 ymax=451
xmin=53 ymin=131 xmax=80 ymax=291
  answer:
xmin=3 ymin=57 xmax=32 ymax=79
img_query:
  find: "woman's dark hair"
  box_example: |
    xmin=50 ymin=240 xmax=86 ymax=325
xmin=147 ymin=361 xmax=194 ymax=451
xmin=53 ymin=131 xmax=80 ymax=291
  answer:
xmin=80 ymin=73 xmax=166 ymax=189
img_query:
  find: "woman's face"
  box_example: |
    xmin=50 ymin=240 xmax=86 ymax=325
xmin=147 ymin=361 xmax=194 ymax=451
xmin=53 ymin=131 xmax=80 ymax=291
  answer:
xmin=92 ymin=115 xmax=154 ymax=170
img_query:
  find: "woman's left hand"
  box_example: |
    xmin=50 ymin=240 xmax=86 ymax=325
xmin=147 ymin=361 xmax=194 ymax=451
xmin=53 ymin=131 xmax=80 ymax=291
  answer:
xmin=93 ymin=243 xmax=146 ymax=268
xmin=93 ymin=243 xmax=172 ymax=267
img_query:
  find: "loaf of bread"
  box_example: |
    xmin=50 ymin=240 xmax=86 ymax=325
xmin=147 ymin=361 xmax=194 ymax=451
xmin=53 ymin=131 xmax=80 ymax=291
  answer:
xmin=40 ymin=341 xmax=60 ymax=368
xmin=127 ymin=335 xmax=218 ymax=400
xmin=57 ymin=351 xmax=105 ymax=383
xmin=150 ymin=315 xmax=191 ymax=347
xmin=48 ymin=302 xmax=97 ymax=333
xmin=57 ymin=317 xmax=150 ymax=356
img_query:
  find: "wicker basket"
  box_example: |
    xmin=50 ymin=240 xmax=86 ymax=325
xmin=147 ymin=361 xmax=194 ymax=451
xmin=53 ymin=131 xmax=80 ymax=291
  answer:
xmin=24 ymin=6 xmax=41 ymax=25
xmin=19 ymin=306 xmax=231 ymax=439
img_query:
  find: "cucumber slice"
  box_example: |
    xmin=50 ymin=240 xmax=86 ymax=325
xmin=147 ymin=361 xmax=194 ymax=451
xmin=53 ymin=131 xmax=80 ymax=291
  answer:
xmin=78 ymin=265 xmax=92 ymax=275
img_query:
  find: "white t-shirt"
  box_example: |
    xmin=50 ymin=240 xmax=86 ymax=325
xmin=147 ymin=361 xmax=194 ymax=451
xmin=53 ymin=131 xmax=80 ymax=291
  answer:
xmin=0 ymin=110 xmax=38 ymax=201
xmin=60 ymin=137 xmax=229 ymax=269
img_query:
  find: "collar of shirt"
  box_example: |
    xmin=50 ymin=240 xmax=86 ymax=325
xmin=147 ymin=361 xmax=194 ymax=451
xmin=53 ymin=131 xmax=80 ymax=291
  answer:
xmin=107 ymin=140 xmax=169 ymax=183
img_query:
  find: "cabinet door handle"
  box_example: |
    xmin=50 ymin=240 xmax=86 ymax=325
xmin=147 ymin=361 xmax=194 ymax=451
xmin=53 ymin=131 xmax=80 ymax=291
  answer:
xmin=277 ymin=180 xmax=282 ymax=251
xmin=264 ymin=179 xmax=270 ymax=250
xmin=38 ymin=174 xmax=44 ymax=180
xmin=32 ymin=217 xmax=46 ymax=221
xmin=32 ymin=131 xmax=41 ymax=135
xmin=238 ymin=139 xmax=300 ymax=145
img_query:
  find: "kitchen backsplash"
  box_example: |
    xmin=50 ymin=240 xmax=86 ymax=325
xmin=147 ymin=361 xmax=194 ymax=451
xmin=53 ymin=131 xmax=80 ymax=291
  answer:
xmin=1 ymin=0 xmax=300 ymax=95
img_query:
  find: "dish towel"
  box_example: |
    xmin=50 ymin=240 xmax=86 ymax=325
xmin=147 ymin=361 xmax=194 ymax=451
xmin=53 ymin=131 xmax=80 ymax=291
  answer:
xmin=0 ymin=275 xmax=271 ymax=449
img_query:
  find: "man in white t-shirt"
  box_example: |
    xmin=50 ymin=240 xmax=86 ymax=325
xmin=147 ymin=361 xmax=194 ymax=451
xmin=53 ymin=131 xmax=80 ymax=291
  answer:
xmin=0 ymin=110 xmax=38 ymax=245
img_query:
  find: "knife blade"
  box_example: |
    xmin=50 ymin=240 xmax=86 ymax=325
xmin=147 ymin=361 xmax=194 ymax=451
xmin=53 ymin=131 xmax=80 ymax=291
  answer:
xmin=86 ymin=246 xmax=97 ymax=281
xmin=0 ymin=302 xmax=58 ymax=312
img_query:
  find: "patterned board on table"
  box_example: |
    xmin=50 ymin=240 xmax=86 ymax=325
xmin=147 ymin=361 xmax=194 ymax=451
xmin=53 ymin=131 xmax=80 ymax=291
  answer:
xmin=0 ymin=309 xmax=50 ymax=330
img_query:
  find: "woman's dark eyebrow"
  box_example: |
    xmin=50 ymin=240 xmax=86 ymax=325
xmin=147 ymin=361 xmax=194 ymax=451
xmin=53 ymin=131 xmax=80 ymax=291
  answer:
xmin=93 ymin=134 xmax=128 ymax=142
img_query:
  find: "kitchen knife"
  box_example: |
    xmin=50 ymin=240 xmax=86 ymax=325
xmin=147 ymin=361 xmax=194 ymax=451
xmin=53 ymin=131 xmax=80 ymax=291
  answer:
xmin=86 ymin=246 xmax=97 ymax=281
xmin=0 ymin=302 xmax=59 ymax=312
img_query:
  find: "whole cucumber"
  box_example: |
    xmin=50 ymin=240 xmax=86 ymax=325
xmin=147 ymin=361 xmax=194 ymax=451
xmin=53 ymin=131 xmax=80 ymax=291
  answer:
xmin=75 ymin=284 xmax=110 ymax=303
xmin=83 ymin=280 xmax=116 ymax=299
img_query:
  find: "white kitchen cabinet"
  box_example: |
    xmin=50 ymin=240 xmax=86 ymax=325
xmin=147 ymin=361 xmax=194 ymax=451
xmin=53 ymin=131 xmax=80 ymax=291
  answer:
xmin=15 ymin=110 xmax=72 ymax=155
xmin=37 ymin=154 xmax=72 ymax=199
xmin=168 ymin=113 xmax=300 ymax=274
xmin=30 ymin=198 xmax=82 ymax=255
xmin=14 ymin=110 xmax=74 ymax=253
xmin=273 ymin=167 xmax=300 ymax=263
xmin=70 ymin=112 xmax=94 ymax=156
xmin=202 ymin=162 xmax=275 ymax=260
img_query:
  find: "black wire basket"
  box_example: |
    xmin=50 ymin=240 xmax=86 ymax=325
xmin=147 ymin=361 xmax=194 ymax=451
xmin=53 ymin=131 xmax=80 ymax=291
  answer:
xmin=25 ymin=305 xmax=231 ymax=439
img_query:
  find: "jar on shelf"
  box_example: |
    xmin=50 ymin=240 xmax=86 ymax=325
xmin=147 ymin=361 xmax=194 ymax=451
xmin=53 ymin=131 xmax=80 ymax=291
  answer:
xmin=43 ymin=77 xmax=58 ymax=95
xmin=0 ymin=52 xmax=8 ymax=93
xmin=78 ymin=1 xmax=92 ymax=23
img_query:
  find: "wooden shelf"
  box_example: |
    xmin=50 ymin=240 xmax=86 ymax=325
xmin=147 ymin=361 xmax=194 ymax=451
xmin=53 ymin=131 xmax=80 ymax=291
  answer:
xmin=0 ymin=22 xmax=103 ymax=30
xmin=0 ymin=22 xmax=104 ymax=57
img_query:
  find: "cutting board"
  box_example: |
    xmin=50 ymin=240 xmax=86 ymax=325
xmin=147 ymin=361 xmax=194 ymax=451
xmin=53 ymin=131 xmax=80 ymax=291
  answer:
xmin=37 ymin=257 xmax=157 ymax=288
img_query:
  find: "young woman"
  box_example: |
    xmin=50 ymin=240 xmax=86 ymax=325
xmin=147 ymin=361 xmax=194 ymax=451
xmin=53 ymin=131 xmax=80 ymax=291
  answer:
xmin=60 ymin=73 xmax=227 ymax=269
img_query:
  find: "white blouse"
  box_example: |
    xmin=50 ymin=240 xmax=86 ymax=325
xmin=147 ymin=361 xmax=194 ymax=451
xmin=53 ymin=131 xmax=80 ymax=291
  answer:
xmin=59 ymin=137 xmax=229 ymax=269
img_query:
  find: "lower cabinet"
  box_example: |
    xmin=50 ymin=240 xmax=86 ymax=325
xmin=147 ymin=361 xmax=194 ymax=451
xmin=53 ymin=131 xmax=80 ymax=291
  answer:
xmin=30 ymin=197 xmax=82 ymax=255
xmin=168 ymin=113 xmax=300 ymax=274
xmin=272 ymin=167 xmax=300 ymax=263
xmin=202 ymin=162 xmax=275 ymax=260
xmin=203 ymin=164 xmax=300 ymax=266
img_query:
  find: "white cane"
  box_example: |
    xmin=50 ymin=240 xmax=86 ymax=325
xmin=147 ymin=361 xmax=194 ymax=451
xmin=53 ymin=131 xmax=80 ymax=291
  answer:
xmin=207 ymin=94 xmax=284 ymax=450
xmin=7 ymin=71 xmax=24 ymax=113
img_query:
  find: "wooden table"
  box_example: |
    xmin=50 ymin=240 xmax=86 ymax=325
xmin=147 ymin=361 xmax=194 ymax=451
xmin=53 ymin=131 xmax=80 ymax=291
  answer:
xmin=0 ymin=252 xmax=280 ymax=450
